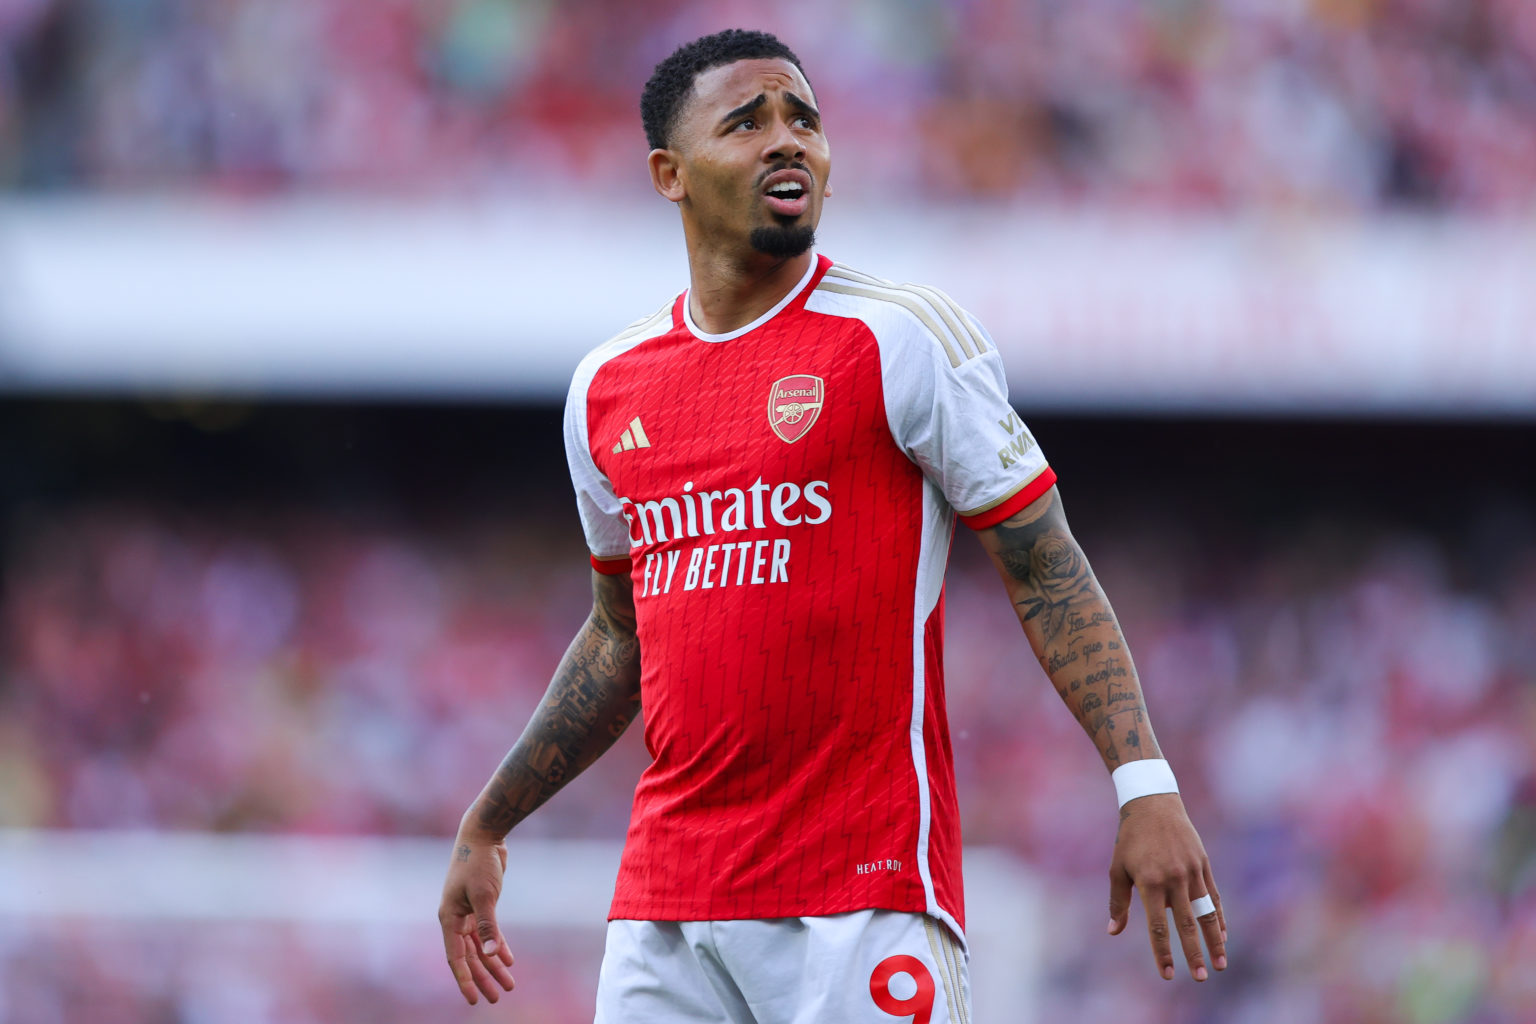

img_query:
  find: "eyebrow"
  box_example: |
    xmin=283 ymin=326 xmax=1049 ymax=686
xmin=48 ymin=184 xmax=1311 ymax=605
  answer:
xmin=717 ymin=92 xmax=821 ymax=128
xmin=785 ymin=93 xmax=821 ymax=121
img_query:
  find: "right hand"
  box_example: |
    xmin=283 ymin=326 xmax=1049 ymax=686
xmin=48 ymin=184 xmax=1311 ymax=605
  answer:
xmin=438 ymin=834 xmax=517 ymax=1005
xmin=1107 ymin=793 xmax=1228 ymax=982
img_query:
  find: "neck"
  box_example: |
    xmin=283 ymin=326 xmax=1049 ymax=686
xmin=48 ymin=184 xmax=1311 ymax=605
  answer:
xmin=684 ymin=244 xmax=814 ymax=335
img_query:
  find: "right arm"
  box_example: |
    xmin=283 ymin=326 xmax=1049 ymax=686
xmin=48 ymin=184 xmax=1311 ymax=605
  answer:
xmin=465 ymin=570 xmax=641 ymax=837
xmin=437 ymin=569 xmax=641 ymax=1005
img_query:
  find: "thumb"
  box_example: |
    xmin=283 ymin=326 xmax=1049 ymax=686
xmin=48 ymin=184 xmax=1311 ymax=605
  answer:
xmin=1108 ymin=861 xmax=1133 ymax=936
xmin=471 ymin=888 xmax=501 ymax=956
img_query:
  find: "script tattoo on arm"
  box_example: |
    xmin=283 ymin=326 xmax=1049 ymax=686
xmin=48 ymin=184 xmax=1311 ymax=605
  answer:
xmin=978 ymin=487 xmax=1162 ymax=770
xmin=469 ymin=571 xmax=642 ymax=838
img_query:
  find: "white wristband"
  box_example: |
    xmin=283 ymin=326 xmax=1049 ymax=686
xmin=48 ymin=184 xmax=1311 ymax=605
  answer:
xmin=1112 ymin=759 xmax=1179 ymax=809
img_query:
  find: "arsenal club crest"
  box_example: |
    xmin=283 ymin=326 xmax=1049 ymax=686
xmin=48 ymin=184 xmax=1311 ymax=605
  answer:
xmin=767 ymin=374 xmax=825 ymax=444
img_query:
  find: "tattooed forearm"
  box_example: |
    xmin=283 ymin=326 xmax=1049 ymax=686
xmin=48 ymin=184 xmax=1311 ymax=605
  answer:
xmin=465 ymin=572 xmax=641 ymax=839
xmin=989 ymin=503 xmax=1096 ymax=640
xmin=978 ymin=487 xmax=1162 ymax=770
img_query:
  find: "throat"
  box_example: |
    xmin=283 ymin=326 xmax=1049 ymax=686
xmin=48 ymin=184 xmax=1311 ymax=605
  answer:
xmin=688 ymin=251 xmax=815 ymax=336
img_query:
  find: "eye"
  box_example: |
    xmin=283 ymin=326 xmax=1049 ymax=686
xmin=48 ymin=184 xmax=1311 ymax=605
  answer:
xmin=794 ymin=115 xmax=817 ymax=130
xmin=732 ymin=118 xmax=756 ymax=132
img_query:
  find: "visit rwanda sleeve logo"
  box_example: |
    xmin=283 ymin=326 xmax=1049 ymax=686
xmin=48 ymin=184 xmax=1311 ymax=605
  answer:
xmin=768 ymin=374 xmax=825 ymax=443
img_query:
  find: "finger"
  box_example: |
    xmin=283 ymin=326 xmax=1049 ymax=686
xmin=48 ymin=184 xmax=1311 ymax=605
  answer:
xmin=1138 ymin=886 xmax=1176 ymax=981
xmin=1170 ymin=886 xmax=1208 ymax=982
xmin=438 ymin=894 xmax=471 ymax=964
xmin=1201 ymin=863 xmax=1228 ymax=969
xmin=463 ymin=933 xmax=505 ymax=1004
xmin=1107 ymin=861 xmax=1133 ymax=936
xmin=476 ymin=929 xmax=517 ymax=993
xmin=469 ymin=886 xmax=503 ymax=959
xmin=439 ymin=908 xmax=479 ymax=1005
xmin=445 ymin=927 xmax=480 ymax=1005
xmin=1195 ymin=898 xmax=1225 ymax=975
xmin=1205 ymin=861 xmax=1227 ymax=940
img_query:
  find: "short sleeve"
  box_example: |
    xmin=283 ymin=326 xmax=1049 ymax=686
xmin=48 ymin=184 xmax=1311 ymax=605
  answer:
xmin=882 ymin=302 xmax=1055 ymax=529
xmin=564 ymin=361 xmax=634 ymax=574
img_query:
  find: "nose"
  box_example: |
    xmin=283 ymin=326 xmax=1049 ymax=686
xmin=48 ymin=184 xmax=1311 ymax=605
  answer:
xmin=762 ymin=115 xmax=805 ymax=163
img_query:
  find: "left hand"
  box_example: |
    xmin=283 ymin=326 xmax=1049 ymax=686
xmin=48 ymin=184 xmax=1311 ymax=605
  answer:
xmin=1108 ymin=792 xmax=1228 ymax=981
xmin=438 ymin=832 xmax=517 ymax=1005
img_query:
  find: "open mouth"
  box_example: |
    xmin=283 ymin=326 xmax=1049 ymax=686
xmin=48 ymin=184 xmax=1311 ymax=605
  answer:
xmin=762 ymin=169 xmax=812 ymax=217
xmin=766 ymin=181 xmax=807 ymax=202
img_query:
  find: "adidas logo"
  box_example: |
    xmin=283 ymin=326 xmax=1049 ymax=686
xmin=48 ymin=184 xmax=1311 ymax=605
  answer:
xmin=611 ymin=417 xmax=652 ymax=454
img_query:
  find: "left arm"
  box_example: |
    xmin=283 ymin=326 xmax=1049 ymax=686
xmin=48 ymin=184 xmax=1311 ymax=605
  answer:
xmin=975 ymin=485 xmax=1229 ymax=982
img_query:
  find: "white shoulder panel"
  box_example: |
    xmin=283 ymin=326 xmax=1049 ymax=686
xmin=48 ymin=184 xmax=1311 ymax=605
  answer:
xmin=806 ymin=265 xmax=1050 ymax=520
xmin=564 ymin=302 xmax=673 ymax=560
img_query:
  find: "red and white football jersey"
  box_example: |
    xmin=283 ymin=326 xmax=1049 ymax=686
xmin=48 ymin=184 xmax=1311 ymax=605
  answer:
xmin=563 ymin=254 xmax=1054 ymax=939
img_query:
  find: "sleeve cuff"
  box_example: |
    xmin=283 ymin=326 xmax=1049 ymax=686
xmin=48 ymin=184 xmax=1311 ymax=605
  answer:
xmin=590 ymin=554 xmax=632 ymax=575
xmin=958 ymin=466 xmax=1057 ymax=530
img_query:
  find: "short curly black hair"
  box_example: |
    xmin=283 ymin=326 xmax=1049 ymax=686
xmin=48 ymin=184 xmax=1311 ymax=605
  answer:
xmin=641 ymin=29 xmax=809 ymax=151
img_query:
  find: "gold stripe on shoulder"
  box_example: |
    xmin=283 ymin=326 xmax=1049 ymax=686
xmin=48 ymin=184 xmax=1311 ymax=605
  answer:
xmin=824 ymin=266 xmax=982 ymax=363
xmin=604 ymin=301 xmax=673 ymax=349
xmin=816 ymin=280 xmax=963 ymax=369
xmin=903 ymin=282 xmax=977 ymax=361
xmin=920 ymin=284 xmax=988 ymax=357
xmin=825 ymin=264 xmax=895 ymax=288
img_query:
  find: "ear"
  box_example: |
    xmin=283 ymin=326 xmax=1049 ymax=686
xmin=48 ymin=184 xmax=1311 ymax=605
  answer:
xmin=649 ymin=148 xmax=686 ymax=203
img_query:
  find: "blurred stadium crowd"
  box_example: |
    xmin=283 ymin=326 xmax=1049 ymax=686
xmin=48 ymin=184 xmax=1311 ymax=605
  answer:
xmin=3 ymin=1 xmax=1535 ymax=1021
xmin=4 ymin=489 xmax=1535 ymax=1023
xmin=2 ymin=0 xmax=1535 ymax=210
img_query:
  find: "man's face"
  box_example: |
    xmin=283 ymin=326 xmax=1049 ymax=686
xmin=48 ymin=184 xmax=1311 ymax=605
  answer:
xmin=663 ymin=58 xmax=830 ymax=258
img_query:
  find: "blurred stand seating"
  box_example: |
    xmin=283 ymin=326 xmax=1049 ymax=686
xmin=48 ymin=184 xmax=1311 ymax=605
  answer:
xmin=3 ymin=0 xmax=1535 ymax=211
xmin=3 ymin=479 xmax=1534 ymax=1022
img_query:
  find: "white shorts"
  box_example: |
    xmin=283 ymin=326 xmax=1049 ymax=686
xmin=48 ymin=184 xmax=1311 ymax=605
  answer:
xmin=594 ymin=910 xmax=971 ymax=1024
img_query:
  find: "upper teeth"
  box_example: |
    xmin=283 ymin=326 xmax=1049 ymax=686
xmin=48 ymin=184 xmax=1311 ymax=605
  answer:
xmin=769 ymin=182 xmax=802 ymax=194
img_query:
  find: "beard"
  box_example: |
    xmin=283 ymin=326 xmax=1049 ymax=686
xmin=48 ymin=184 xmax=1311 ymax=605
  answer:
xmin=749 ymin=222 xmax=816 ymax=259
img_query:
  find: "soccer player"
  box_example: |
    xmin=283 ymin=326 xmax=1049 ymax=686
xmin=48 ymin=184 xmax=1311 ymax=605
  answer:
xmin=438 ymin=29 xmax=1227 ymax=1022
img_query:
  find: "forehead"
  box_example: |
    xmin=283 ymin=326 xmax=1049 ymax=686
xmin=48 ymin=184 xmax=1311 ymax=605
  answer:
xmin=687 ymin=58 xmax=816 ymax=117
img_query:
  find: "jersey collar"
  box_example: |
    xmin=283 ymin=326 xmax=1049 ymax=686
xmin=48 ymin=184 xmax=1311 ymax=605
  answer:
xmin=679 ymin=253 xmax=824 ymax=343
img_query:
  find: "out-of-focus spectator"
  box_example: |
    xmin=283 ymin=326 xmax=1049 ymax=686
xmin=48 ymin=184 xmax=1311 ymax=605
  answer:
xmin=0 ymin=920 xmax=602 ymax=1024
xmin=3 ymin=488 xmax=1534 ymax=1022
xmin=1 ymin=504 xmax=635 ymax=837
xmin=4 ymin=0 xmax=1535 ymax=211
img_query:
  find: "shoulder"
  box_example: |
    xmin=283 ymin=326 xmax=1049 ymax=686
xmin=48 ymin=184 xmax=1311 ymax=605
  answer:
xmin=806 ymin=261 xmax=992 ymax=371
xmin=571 ymin=298 xmax=676 ymax=394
